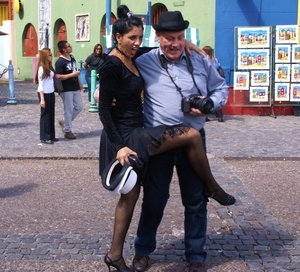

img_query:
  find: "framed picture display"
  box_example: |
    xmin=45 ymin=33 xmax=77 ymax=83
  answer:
xmin=274 ymin=64 xmax=290 ymax=82
xmin=290 ymin=84 xmax=300 ymax=101
xmin=291 ymin=64 xmax=300 ymax=82
xmin=75 ymin=13 xmax=90 ymax=41
xmin=250 ymin=70 xmax=270 ymax=86
xmin=274 ymin=83 xmax=290 ymax=101
xmin=249 ymin=87 xmax=269 ymax=102
xmin=238 ymin=49 xmax=270 ymax=70
xmin=291 ymin=44 xmax=300 ymax=63
xmin=276 ymin=25 xmax=298 ymax=44
xmin=275 ymin=45 xmax=291 ymax=63
xmin=233 ymin=71 xmax=250 ymax=90
xmin=237 ymin=27 xmax=270 ymax=48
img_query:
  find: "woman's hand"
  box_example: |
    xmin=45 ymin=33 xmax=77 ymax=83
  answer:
xmin=185 ymin=40 xmax=206 ymax=57
xmin=116 ymin=147 xmax=138 ymax=166
xmin=40 ymin=99 xmax=45 ymax=108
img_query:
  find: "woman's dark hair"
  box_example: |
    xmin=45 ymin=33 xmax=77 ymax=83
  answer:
xmin=112 ymin=5 xmax=144 ymax=44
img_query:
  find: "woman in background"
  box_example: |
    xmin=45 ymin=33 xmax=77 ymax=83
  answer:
xmin=83 ymin=44 xmax=107 ymax=102
xmin=203 ymin=45 xmax=225 ymax=122
xmin=35 ymin=48 xmax=58 ymax=144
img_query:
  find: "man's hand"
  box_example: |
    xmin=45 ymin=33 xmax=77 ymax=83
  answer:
xmin=189 ymin=108 xmax=206 ymax=116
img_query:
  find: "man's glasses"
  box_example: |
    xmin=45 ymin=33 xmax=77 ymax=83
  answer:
xmin=65 ymin=45 xmax=71 ymax=48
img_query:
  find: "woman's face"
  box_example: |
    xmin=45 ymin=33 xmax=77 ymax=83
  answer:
xmin=95 ymin=46 xmax=102 ymax=55
xmin=117 ymin=25 xmax=143 ymax=58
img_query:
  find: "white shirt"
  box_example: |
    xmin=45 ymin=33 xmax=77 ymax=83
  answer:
xmin=37 ymin=66 xmax=55 ymax=94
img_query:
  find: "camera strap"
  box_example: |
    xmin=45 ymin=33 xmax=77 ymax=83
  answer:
xmin=157 ymin=49 xmax=203 ymax=97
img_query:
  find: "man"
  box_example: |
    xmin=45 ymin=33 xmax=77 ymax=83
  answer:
xmin=133 ymin=11 xmax=229 ymax=272
xmin=55 ymin=40 xmax=83 ymax=139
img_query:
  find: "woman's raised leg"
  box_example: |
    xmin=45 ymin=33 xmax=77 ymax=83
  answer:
xmin=155 ymin=127 xmax=236 ymax=206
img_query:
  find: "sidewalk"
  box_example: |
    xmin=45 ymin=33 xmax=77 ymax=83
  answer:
xmin=0 ymin=81 xmax=300 ymax=271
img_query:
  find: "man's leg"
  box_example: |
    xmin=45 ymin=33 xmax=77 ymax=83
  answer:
xmin=176 ymin=129 xmax=208 ymax=265
xmin=176 ymin=155 xmax=208 ymax=264
xmin=134 ymin=150 xmax=175 ymax=267
xmin=72 ymin=90 xmax=83 ymax=121
xmin=60 ymin=92 xmax=74 ymax=132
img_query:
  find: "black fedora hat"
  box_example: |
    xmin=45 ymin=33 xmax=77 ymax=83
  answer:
xmin=152 ymin=11 xmax=189 ymax=31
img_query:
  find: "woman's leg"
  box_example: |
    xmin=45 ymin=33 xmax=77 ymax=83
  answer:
xmin=106 ymin=182 xmax=140 ymax=270
xmin=155 ymin=127 xmax=235 ymax=206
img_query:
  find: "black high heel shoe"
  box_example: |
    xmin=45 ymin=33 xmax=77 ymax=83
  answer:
xmin=104 ymin=254 xmax=132 ymax=272
xmin=205 ymin=188 xmax=236 ymax=206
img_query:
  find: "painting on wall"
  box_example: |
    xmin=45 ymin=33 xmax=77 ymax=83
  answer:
xmin=291 ymin=44 xmax=300 ymax=63
xmin=291 ymin=64 xmax=300 ymax=82
xmin=276 ymin=25 xmax=298 ymax=44
xmin=250 ymin=70 xmax=270 ymax=86
xmin=233 ymin=71 xmax=249 ymax=90
xmin=274 ymin=64 xmax=290 ymax=82
xmin=249 ymin=87 xmax=269 ymax=102
xmin=75 ymin=14 xmax=90 ymax=41
xmin=290 ymin=84 xmax=300 ymax=101
xmin=275 ymin=45 xmax=291 ymax=63
xmin=238 ymin=49 xmax=270 ymax=70
xmin=274 ymin=83 xmax=290 ymax=101
xmin=237 ymin=27 xmax=270 ymax=48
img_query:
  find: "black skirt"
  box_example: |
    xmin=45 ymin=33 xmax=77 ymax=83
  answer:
xmin=99 ymin=124 xmax=190 ymax=176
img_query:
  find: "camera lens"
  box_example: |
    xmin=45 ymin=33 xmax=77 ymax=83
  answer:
xmin=193 ymin=97 xmax=214 ymax=114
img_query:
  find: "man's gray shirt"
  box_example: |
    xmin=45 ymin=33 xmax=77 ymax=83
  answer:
xmin=136 ymin=48 xmax=229 ymax=131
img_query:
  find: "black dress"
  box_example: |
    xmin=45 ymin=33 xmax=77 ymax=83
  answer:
xmin=98 ymin=56 xmax=188 ymax=175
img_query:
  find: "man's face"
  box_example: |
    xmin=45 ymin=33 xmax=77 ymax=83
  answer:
xmin=156 ymin=30 xmax=186 ymax=62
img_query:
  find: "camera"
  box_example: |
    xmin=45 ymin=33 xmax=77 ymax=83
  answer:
xmin=181 ymin=94 xmax=214 ymax=114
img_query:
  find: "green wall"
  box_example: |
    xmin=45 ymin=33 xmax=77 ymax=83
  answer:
xmin=14 ymin=0 xmax=215 ymax=80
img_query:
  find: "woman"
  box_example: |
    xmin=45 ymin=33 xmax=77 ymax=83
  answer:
xmin=83 ymin=44 xmax=107 ymax=102
xmin=203 ymin=45 xmax=225 ymax=122
xmin=35 ymin=48 xmax=58 ymax=144
xmin=99 ymin=6 xmax=235 ymax=271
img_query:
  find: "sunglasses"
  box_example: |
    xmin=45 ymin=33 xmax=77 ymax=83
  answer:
xmin=96 ymin=48 xmax=102 ymax=50
xmin=48 ymin=54 xmax=52 ymax=56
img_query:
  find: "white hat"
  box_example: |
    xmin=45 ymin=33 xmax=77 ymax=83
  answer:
xmin=102 ymin=159 xmax=137 ymax=196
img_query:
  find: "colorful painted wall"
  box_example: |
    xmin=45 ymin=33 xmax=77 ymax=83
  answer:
xmin=12 ymin=0 xmax=215 ymax=80
xmin=6 ymin=0 xmax=300 ymax=81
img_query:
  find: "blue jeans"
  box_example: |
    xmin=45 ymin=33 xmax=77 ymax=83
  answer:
xmin=135 ymin=129 xmax=208 ymax=264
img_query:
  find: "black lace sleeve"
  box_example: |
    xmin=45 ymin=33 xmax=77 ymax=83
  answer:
xmin=98 ymin=59 xmax=126 ymax=152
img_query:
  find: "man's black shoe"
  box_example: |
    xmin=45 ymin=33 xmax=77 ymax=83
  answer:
xmin=132 ymin=254 xmax=149 ymax=272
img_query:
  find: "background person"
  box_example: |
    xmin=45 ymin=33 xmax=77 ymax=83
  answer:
xmin=35 ymin=48 xmax=57 ymax=144
xmin=83 ymin=44 xmax=107 ymax=102
xmin=133 ymin=11 xmax=229 ymax=272
xmin=55 ymin=40 xmax=83 ymax=140
xmin=203 ymin=45 xmax=225 ymax=122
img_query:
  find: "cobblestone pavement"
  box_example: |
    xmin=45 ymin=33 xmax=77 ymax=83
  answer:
xmin=0 ymin=81 xmax=300 ymax=271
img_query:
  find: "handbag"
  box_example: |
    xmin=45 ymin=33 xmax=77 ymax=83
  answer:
xmin=54 ymin=78 xmax=63 ymax=93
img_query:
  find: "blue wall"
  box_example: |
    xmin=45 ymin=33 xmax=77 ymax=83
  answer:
xmin=215 ymin=0 xmax=298 ymax=85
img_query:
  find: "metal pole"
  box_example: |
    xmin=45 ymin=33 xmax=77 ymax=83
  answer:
xmin=89 ymin=69 xmax=98 ymax=112
xmin=105 ymin=0 xmax=111 ymax=54
xmin=7 ymin=60 xmax=17 ymax=104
